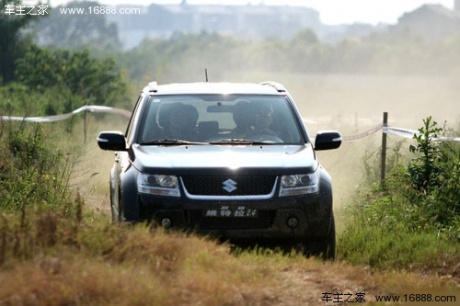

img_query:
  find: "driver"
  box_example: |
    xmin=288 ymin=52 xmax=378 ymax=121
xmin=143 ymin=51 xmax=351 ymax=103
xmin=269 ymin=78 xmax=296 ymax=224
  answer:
xmin=252 ymin=105 xmax=277 ymax=136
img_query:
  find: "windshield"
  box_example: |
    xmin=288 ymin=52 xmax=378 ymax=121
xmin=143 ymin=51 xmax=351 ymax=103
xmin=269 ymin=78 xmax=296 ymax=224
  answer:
xmin=137 ymin=94 xmax=305 ymax=145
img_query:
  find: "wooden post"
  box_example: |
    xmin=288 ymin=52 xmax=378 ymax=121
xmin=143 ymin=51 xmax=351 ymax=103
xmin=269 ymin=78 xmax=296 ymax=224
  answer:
xmin=381 ymin=112 xmax=388 ymax=187
xmin=83 ymin=105 xmax=87 ymax=144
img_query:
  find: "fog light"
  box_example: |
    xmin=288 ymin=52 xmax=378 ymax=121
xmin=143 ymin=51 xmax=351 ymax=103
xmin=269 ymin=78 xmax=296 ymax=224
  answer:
xmin=161 ymin=218 xmax=172 ymax=228
xmin=287 ymin=217 xmax=299 ymax=229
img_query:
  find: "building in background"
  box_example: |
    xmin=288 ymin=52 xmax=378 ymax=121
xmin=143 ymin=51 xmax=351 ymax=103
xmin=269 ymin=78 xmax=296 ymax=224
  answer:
xmin=36 ymin=1 xmax=460 ymax=50
xmin=396 ymin=4 xmax=460 ymax=40
xmin=108 ymin=2 xmax=323 ymax=49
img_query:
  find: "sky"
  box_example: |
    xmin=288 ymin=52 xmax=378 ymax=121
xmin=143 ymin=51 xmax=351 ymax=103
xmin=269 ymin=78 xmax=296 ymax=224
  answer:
xmin=48 ymin=0 xmax=455 ymax=25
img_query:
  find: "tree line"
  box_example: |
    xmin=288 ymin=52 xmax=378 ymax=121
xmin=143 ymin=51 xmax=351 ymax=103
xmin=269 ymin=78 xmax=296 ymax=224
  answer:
xmin=0 ymin=0 xmax=127 ymax=118
xmin=2 ymin=0 xmax=460 ymax=117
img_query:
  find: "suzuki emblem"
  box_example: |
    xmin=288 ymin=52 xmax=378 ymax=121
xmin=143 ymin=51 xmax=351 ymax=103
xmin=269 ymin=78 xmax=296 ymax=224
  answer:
xmin=222 ymin=178 xmax=237 ymax=193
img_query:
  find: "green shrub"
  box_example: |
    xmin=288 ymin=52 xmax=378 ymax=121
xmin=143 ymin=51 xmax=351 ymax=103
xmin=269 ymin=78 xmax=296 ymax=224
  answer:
xmin=339 ymin=117 xmax=460 ymax=269
xmin=0 ymin=121 xmax=73 ymax=212
xmin=408 ymin=117 xmax=460 ymax=230
xmin=408 ymin=116 xmax=443 ymax=192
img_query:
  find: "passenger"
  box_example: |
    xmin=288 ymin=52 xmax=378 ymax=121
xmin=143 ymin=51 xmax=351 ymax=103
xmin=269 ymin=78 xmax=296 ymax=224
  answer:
xmin=229 ymin=101 xmax=253 ymax=139
xmin=163 ymin=103 xmax=198 ymax=140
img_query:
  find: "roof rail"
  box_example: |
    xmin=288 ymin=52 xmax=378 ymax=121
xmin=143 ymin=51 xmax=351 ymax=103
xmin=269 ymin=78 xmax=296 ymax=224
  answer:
xmin=260 ymin=81 xmax=286 ymax=92
xmin=148 ymin=81 xmax=158 ymax=92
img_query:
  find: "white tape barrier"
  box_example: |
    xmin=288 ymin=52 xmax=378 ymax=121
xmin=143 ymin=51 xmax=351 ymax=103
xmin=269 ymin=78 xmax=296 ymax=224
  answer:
xmin=341 ymin=125 xmax=460 ymax=142
xmin=0 ymin=105 xmax=131 ymax=123
xmin=383 ymin=126 xmax=418 ymax=139
xmin=1 ymin=110 xmax=459 ymax=142
xmin=342 ymin=124 xmax=383 ymax=141
xmin=384 ymin=126 xmax=460 ymax=142
xmin=436 ymin=136 xmax=460 ymax=142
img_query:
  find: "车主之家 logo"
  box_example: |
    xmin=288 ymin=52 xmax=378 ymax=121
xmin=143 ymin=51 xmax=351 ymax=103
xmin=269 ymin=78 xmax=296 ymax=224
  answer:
xmin=3 ymin=4 xmax=49 ymax=16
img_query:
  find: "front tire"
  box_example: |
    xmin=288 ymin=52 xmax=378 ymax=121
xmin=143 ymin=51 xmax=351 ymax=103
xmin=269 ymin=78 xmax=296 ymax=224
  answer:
xmin=304 ymin=215 xmax=336 ymax=260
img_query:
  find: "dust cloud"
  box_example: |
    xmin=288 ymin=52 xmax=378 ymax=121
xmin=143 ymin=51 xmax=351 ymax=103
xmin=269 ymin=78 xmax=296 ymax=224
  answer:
xmin=222 ymin=71 xmax=460 ymax=213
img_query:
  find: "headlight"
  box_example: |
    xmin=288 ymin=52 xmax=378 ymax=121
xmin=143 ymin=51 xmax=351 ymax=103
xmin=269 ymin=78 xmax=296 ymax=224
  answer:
xmin=279 ymin=173 xmax=319 ymax=197
xmin=137 ymin=174 xmax=180 ymax=197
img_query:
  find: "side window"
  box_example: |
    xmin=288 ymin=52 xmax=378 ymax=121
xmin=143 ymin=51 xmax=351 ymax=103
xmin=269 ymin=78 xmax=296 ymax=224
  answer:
xmin=125 ymin=95 xmax=144 ymax=144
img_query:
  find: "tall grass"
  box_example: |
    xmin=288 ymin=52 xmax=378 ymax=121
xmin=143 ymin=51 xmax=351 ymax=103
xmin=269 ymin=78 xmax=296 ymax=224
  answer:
xmin=2 ymin=206 xmax=457 ymax=305
xmin=0 ymin=121 xmax=75 ymax=212
xmin=0 ymin=204 xmax=288 ymax=305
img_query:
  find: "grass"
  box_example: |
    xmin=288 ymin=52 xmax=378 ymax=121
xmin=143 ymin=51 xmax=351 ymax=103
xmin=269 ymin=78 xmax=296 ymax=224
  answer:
xmin=0 ymin=205 xmax=458 ymax=305
xmin=0 ymin=203 xmax=298 ymax=305
xmin=338 ymin=213 xmax=460 ymax=272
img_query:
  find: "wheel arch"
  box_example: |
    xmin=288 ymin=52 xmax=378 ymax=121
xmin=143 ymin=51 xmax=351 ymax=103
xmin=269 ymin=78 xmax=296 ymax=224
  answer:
xmin=120 ymin=166 xmax=141 ymax=222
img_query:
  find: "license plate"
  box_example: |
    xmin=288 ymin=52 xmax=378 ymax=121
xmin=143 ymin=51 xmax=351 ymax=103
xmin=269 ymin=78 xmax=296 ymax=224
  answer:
xmin=204 ymin=206 xmax=258 ymax=218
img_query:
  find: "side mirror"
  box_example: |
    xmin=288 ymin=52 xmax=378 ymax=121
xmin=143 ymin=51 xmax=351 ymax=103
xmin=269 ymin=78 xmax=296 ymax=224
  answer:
xmin=314 ymin=131 xmax=341 ymax=151
xmin=97 ymin=131 xmax=127 ymax=151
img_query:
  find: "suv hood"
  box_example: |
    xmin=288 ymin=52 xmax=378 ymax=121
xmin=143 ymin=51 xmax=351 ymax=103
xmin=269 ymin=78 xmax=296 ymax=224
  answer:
xmin=132 ymin=144 xmax=317 ymax=172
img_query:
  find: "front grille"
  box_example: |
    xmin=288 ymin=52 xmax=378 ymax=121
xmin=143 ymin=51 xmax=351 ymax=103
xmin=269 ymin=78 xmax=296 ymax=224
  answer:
xmin=181 ymin=175 xmax=276 ymax=196
xmin=187 ymin=210 xmax=275 ymax=229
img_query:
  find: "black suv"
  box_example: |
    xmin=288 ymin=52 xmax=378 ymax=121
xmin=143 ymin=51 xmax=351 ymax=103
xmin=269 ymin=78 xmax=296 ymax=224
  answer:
xmin=97 ymin=81 xmax=341 ymax=258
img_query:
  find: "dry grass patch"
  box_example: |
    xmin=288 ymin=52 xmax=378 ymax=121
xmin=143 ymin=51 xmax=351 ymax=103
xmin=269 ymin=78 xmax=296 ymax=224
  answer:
xmin=1 ymin=209 xmax=459 ymax=305
xmin=0 ymin=256 xmax=167 ymax=305
xmin=0 ymin=217 xmax=280 ymax=305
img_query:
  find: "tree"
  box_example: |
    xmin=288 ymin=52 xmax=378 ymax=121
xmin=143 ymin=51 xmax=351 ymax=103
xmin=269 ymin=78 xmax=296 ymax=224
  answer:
xmin=0 ymin=0 xmax=34 ymax=83
xmin=15 ymin=45 xmax=127 ymax=110
xmin=31 ymin=1 xmax=121 ymax=52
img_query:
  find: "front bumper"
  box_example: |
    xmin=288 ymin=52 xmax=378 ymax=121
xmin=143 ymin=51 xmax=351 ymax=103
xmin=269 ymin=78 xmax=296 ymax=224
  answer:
xmin=138 ymin=193 xmax=333 ymax=242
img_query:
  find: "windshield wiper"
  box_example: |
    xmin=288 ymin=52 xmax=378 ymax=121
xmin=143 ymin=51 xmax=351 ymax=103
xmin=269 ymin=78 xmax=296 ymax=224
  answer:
xmin=209 ymin=139 xmax=253 ymax=145
xmin=140 ymin=139 xmax=208 ymax=146
xmin=208 ymin=139 xmax=272 ymax=145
